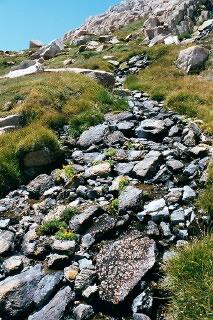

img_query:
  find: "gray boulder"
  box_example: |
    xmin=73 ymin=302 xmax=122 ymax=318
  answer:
xmin=73 ymin=303 xmax=94 ymax=320
xmin=0 ymin=264 xmax=44 ymax=318
xmin=33 ymin=272 xmax=63 ymax=308
xmin=69 ymin=205 xmax=99 ymax=233
xmin=2 ymin=255 xmax=25 ymax=274
xmin=27 ymin=174 xmax=54 ymax=198
xmin=176 ymin=46 xmax=209 ymax=74
xmin=136 ymin=119 xmax=166 ymax=141
xmin=0 ymin=114 xmax=21 ymax=128
xmin=45 ymin=68 xmax=115 ymax=88
xmin=29 ymin=286 xmax=75 ymax=320
xmin=0 ymin=230 xmax=14 ymax=255
xmin=96 ymin=231 xmax=156 ymax=304
xmin=133 ymin=151 xmax=162 ymax=179
xmin=32 ymin=39 xmax=64 ymax=60
xmin=23 ymin=149 xmax=55 ymax=168
xmin=119 ymin=186 xmax=143 ymax=212
xmin=78 ymin=124 xmax=109 ymax=148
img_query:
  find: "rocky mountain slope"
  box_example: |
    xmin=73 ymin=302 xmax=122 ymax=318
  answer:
xmin=64 ymin=0 xmax=213 ymax=42
xmin=0 ymin=1 xmax=213 ymax=320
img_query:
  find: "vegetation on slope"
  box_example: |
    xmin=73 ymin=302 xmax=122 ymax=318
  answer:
xmin=0 ymin=72 xmax=127 ymax=195
xmin=164 ymin=236 xmax=213 ymax=320
xmin=125 ymin=43 xmax=213 ymax=134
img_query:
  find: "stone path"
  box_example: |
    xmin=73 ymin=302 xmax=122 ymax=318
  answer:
xmin=0 ymin=55 xmax=211 ymax=320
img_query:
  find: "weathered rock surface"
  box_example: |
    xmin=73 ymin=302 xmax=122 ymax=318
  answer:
xmin=29 ymin=286 xmax=74 ymax=320
xmin=176 ymin=46 xmax=209 ymax=73
xmin=78 ymin=124 xmax=109 ymax=148
xmin=119 ymin=186 xmax=143 ymax=212
xmin=133 ymin=151 xmax=162 ymax=179
xmin=0 ymin=230 xmax=14 ymax=255
xmin=96 ymin=231 xmax=156 ymax=304
xmin=0 ymin=264 xmax=44 ymax=318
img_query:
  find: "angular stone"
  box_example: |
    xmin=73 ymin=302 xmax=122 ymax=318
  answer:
xmin=69 ymin=205 xmax=99 ymax=233
xmin=136 ymin=119 xmax=166 ymax=141
xmin=182 ymin=186 xmax=196 ymax=202
xmin=27 ymin=174 xmax=54 ymax=198
xmin=166 ymin=159 xmax=184 ymax=172
xmin=29 ymin=286 xmax=74 ymax=320
xmin=0 ymin=230 xmax=14 ymax=255
xmin=133 ymin=151 xmax=162 ymax=179
xmin=73 ymin=304 xmax=94 ymax=320
xmin=96 ymin=231 xmax=156 ymax=304
xmin=115 ymin=162 xmax=134 ymax=175
xmin=84 ymin=162 xmax=111 ymax=178
xmin=171 ymin=208 xmax=185 ymax=224
xmin=0 ymin=264 xmax=44 ymax=318
xmin=78 ymin=124 xmax=109 ymax=148
xmin=119 ymin=186 xmax=143 ymax=212
xmin=74 ymin=268 xmax=96 ymax=292
xmin=51 ymin=239 xmax=76 ymax=255
xmin=33 ymin=272 xmax=62 ymax=307
xmin=47 ymin=254 xmax=69 ymax=269
xmin=176 ymin=46 xmax=209 ymax=74
xmin=2 ymin=255 xmax=24 ymax=274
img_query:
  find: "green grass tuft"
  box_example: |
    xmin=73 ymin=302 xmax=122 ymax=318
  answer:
xmin=164 ymin=236 xmax=213 ymax=320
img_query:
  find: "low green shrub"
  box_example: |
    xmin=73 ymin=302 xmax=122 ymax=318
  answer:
xmin=104 ymin=148 xmax=117 ymax=158
xmin=61 ymin=207 xmax=79 ymax=224
xmin=109 ymin=198 xmax=119 ymax=215
xmin=38 ymin=219 xmax=67 ymax=236
xmin=118 ymin=177 xmax=129 ymax=192
xmin=164 ymin=236 xmax=213 ymax=320
xmin=55 ymin=229 xmax=77 ymax=241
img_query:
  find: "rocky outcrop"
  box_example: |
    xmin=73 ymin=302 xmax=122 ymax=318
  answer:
xmin=63 ymin=0 xmax=213 ymax=42
xmin=31 ymin=39 xmax=64 ymax=60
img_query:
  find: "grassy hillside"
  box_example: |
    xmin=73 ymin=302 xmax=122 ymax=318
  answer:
xmin=0 ymin=72 xmax=127 ymax=195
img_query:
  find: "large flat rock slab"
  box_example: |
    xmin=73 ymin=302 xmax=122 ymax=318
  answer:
xmin=45 ymin=68 xmax=115 ymax=88
xmin=96 ymin=231 xmax=156 ymax=304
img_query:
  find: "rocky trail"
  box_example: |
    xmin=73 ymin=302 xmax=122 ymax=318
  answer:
xmin=0 ymin=53 xmax=212 ymax=320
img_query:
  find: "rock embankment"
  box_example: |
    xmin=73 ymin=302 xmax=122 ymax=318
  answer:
xmin=0 ymin=54 xmax=211 ymax=319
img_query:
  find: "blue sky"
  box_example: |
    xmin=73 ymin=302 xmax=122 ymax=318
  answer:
xmin=0 ymin=0 xmax=120 ymax=51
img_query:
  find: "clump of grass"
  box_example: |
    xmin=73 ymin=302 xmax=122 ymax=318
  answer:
xmin=38 ymin=219 xmax=67 ymax=236
xmin=114 ymin=19 xmax=145 ymax=39
xmin=104 ymin=148 xmax=117 ymax=158
xmin=178 ymin=32 xmax=192 ymax=42
xmin=118 ymin=177 xmax=129 ymax=192
xmin=164 ymin=236 xmax=213 ymax=320
xmin=61 ymin=206 xmax=79 ymax=224
xmin=109 ymin=198 xmax=119 ymax=215
xmin=198 ymin=163 xmax=213 ymax=218
xmin=0 ymin=72 xmax=128 ymax=195
xmin=55 ymin=229 xmax=77 ymax=241
xmin=56 ymin=165 xmax=76 ymax=183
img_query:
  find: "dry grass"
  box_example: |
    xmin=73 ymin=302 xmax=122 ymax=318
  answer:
xmin=0 ymin=72 xmax=127 ymax=195
xmin=164 ymin=235 xmax=213 ymax=320
xmin=125 ymin=44 xmax=213 ymax=134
